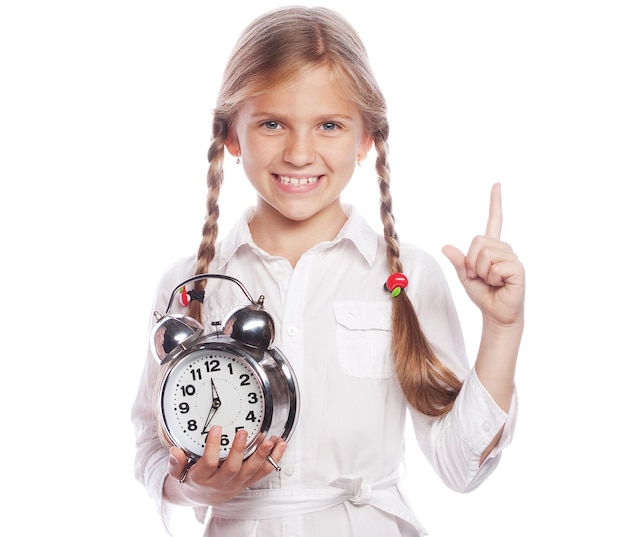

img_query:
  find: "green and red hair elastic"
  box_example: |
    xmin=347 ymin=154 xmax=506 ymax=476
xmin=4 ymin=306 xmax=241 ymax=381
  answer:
xmin=178 ymin=285 xmax=205 ymax=307
xmin=385 ymin=273 xmax=408 ymax=297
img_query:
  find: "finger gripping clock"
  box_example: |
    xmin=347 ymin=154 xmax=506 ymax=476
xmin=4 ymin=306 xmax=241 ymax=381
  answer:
xmin=150 ymin=274 xmax=299 ymax=466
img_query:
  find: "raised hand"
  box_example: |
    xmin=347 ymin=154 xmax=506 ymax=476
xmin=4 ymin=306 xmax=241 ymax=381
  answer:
xmin=442 ymin=183 xmax=525 ymax=327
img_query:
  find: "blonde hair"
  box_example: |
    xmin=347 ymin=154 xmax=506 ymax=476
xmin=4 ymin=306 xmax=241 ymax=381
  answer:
xmin=188 ymin=6 xmax=461 ymax=416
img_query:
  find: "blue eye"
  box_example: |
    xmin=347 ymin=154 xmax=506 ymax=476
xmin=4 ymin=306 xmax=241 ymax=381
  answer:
xmin=264 ymin=121 xmax=280 ymax=130
xmin=321 ymin=122 xmax=338 ymax=131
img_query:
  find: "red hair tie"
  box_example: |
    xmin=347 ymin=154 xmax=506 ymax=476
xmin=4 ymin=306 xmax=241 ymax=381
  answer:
xmin=385 ymin=273 xmax=408 ymax=297
xmin=178 ymin=286 xmax=190 ymax=307
xmin=178 ymin=285 xmax=205 ymax=307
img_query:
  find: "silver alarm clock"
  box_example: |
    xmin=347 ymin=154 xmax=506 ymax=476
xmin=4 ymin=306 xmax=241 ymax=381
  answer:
xmin=150 ymin=274 xmax=299 ymax=475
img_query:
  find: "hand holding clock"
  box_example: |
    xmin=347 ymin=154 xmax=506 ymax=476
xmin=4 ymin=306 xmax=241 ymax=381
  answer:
xmin=166 ymin=428 xmax=287 ymax=506
xmin=166 ymin=373 xmax=287 ymax=506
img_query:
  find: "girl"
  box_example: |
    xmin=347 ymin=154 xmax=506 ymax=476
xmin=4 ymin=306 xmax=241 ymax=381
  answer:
xmin=132 ymin=6 xmax=524 ymax=536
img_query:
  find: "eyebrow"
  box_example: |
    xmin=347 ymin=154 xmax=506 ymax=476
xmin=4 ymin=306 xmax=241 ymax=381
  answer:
xmin=249 ymin=111 xmax=356 ymax=122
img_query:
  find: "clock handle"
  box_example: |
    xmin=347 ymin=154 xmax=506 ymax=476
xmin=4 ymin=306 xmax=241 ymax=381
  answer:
xmin=164 ymin=273 xmax=263 ymax=314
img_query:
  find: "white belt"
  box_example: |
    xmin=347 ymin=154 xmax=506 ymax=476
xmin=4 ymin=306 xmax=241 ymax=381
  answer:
xmin=210 ymin=473 xmax=427 ymax=535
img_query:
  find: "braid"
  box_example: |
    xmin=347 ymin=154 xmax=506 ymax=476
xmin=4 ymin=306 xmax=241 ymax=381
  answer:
xmin=375 ymin=135 xmax=462 ymax=416
xmin=153 ymin=130 xmax=226 ymax=448
xmin=187 ymin=124 xmax=228 ymax=324
xmin=374 ymin=136 xmax=400 ymax=269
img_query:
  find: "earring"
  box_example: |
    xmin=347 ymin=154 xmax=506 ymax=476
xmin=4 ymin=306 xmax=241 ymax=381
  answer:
xmin=356 ymin=158 xmax=361 ymax=167
xmin=236 ymin=157 xmax=240 ymax=165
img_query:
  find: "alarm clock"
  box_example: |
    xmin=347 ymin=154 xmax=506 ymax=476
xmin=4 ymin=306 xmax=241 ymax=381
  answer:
xmin=150 ymin=274 xmax=299 ymax=477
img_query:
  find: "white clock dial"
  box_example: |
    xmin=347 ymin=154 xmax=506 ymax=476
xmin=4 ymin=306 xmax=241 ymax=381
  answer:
xmin=160 ymin=348 xmax=267 ymax=459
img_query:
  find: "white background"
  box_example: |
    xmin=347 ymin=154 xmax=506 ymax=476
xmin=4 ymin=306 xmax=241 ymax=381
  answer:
xmin=1 ymin=1 xmax=624 ymax=535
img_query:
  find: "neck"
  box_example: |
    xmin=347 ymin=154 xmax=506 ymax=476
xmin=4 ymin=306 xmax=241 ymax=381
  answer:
xmin=249 ymin=200 xmax=348 ymax=266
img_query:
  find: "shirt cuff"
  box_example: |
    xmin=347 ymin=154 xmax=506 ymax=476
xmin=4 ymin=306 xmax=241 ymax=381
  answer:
xmin=451 ymin=367 xmax=518 ymax=459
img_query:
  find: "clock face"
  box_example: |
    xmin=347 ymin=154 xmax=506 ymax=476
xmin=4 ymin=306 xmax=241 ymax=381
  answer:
xmin=160 ymin=346 xmax=268 ymax=460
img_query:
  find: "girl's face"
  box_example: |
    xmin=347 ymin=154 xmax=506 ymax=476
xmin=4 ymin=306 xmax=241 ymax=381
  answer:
xmin=226 ymin=65 xmax=372 ymax=226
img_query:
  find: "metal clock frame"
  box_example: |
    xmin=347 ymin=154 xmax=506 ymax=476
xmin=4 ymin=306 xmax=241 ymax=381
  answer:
xmin=152 ymin=273 xmax=300 ymax=465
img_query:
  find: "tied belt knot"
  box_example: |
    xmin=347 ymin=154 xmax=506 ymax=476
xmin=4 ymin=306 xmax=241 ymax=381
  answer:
xmin=330 ymin=475 xmax=373 ymax=504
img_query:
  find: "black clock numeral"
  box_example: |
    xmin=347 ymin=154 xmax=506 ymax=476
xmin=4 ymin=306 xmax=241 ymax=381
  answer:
xmin=220 ymin=434 xmax=230 ymax=447
xmin=205 ymin=359 xmax=221 ymax=372
xmin=245 ymin=410 xmax=257 ymax=422
xmin=190 ymin=367 xmax=202 ymax=381
xmin=239 ymin=374 xmax=251 ymax=386
xmin=247 ymin=393 xmax=258 ymax=404
xmin=180 ymin=384 xmax=196 ymax=397
xmin=187 ymin=420 xmax=198 ymax=431
xmin=179 ymin=402 xmax=190 ymax=414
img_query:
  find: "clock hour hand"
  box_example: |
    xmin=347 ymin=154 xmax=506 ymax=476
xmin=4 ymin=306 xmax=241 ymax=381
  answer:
xmin=202 ymin=378 xmax=222 ymax=435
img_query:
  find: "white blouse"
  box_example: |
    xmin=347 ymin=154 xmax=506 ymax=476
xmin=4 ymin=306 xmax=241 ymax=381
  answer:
xmin=132 ymin=206 xmax=516 ymax=537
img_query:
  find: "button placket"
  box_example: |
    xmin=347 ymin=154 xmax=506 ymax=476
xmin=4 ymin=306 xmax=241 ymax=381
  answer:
xmin=276 ymin=254 xmax=314 ymax=498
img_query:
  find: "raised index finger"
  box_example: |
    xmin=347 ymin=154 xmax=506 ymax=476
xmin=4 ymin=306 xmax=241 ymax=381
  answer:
xmin=485 ymin=182 xmax=503 ymax=239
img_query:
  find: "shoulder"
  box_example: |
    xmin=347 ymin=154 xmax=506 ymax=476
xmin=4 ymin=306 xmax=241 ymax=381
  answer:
xmin=388 ymin=239 xmax=445 ymax=280
xmin=392 ymin=241 xmax=453 ymax=304
xmin=400 ymin=242 xmax=442 ymax=270
xmin=158 ymin=254 xmax=197 ymax=285
xmin=151 ymin=255 xmax=197 ymax=309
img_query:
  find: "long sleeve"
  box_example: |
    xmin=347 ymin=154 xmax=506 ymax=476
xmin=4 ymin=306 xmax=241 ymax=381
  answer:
xmin=403 ymin=246 xmax=517 ymax=492
xmin=409 ymin=369 xmax=517 ymax=492
xmin=131 ymin=348 xmax=174 ymax=531
xmin=131 ymin=256 xmax=206 ymax=534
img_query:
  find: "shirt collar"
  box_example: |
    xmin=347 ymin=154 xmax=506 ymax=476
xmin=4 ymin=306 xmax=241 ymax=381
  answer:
xmin=215 ymin=205 xmax=380 ymax=269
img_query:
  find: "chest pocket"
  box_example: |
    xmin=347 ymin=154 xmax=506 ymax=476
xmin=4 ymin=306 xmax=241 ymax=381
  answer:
xmin=332 ymin=301 xmax=394 ymax=379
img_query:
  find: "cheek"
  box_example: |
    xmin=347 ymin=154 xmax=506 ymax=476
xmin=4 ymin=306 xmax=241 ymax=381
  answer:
xmin=241 ymin=135 xmax=279 ymax=161
xmin=325 ymin=137 xmax=361 ymax=161
xmin=338 ymin=142 xmax=361 ymax=169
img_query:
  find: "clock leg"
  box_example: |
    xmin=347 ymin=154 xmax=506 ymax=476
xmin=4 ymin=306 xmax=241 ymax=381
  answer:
xmin=266 ymin=455 xmax=281 ymax=472
xmin=178 ymin=457 xmax=196 ymax=484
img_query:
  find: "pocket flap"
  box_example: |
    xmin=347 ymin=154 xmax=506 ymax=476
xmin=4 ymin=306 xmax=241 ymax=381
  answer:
xmin=333 ymin=301 xmax=392 ymax=331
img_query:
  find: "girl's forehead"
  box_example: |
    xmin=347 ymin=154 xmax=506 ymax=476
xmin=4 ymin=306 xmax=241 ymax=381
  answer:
xmin=244 ymin=64 xmax=356 ymax=106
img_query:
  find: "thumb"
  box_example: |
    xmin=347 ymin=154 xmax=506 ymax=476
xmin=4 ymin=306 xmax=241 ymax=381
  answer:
xmin=442 ymin=245 xmax=467 ymax=281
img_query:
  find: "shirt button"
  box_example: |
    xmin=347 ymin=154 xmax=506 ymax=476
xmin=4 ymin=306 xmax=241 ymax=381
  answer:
xmin=482 ymin=421 xmax=492 ymax=432
xmin=287 ymin=326 xmax=297 ymax=336
xmin=284 ymin=466 xmax=295 ymax=476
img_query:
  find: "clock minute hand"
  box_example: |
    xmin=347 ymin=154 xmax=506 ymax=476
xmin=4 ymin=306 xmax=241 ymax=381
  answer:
xmin=202 ymin=379 xmax=222 ymax=434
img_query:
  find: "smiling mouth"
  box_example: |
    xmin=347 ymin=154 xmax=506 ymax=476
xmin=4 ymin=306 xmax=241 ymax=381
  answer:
xmin=275 ymin=175 xmax=320 ymax=186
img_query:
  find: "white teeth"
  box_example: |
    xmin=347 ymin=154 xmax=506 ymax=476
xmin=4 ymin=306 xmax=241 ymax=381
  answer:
xmin=278 ymin=175 xmax=319 ymax=186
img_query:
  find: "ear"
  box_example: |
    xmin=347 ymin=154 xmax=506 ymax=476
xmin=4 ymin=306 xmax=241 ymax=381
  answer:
xmin=357 ymin=134 xmax=374 ymax=161
xmin=224 ymin=132 xmax=241 ymax=157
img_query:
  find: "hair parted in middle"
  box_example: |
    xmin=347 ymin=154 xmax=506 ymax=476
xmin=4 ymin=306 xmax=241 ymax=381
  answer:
xmin=187 ymin=6 xmax=462 ymax=416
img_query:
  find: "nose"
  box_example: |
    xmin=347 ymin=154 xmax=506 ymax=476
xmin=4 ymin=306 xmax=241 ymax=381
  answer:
xmin=283 ymin=130 xmax=315 ymax=167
